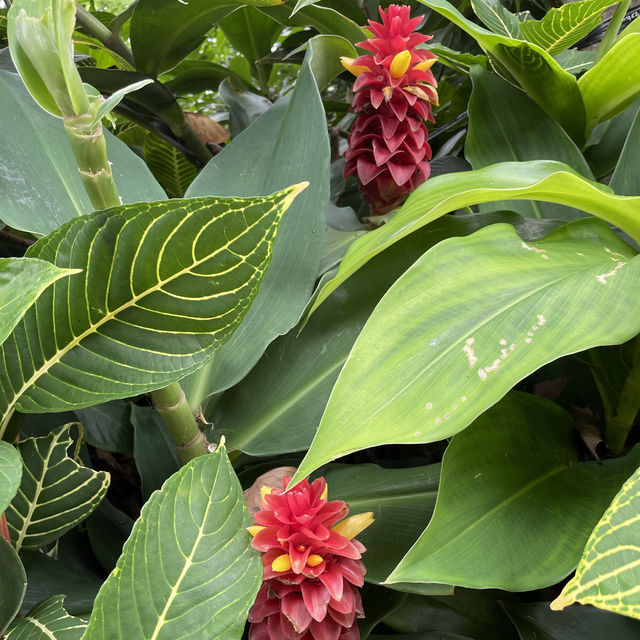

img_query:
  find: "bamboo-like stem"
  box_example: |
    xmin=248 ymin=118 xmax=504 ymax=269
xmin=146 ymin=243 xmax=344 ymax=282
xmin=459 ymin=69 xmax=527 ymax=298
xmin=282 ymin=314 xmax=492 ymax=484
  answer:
xmin=594 ymin=0 xmax=632 ymax=64
xmin=151 ymin=383 xmax=210 ymax=463
xmin=605 ymin=336 xmax=640 ymax=454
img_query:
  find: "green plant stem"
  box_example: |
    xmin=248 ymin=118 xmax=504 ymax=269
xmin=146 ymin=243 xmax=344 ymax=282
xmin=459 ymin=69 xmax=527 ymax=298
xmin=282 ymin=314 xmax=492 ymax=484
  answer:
xmin=606 ymin=336 xmax=640 ymax=454
xmin=74 ymin=2 xmax=135 ymax=67
xmin=151 ymin=383 xmax=210 ymax=463
xmin=594 ymin=0 xmax=631 ymax=63
xmin=175 ymin=119 xmax=214 ymax=166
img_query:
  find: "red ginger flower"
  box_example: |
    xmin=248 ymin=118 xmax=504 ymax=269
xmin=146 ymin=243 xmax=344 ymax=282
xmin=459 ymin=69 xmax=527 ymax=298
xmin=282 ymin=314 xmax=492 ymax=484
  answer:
xmin=343 ymin=4 xmax=438 ymax=215
xmin=248 ymin=476 xmax=374 ymax=640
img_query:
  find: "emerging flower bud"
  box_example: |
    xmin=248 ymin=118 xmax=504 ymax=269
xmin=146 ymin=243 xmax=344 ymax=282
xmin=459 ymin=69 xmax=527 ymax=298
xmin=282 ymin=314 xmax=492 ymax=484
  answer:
xmin=343 ymin=4 xmax=438 ymax=215
xmin=248 ymin=476 xmax=374 ymax=640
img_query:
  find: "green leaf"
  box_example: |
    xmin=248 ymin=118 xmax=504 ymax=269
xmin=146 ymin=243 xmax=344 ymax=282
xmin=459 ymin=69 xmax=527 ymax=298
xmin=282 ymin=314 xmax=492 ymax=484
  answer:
xmin=163 ymin=60 xmax=253 ymax=95
xmin=0 ymin=69 xmax=165 ymax=235
xmin=306 ymin=34 xmax=357 ymax=92
xmin=322 ymin=463 xmax=441 ymax=591
xmin=387 ymin=393 xmax=640 ymax=590
xmin=291 ymin=0 xmax=320 ymax=14
xmin=214 ymin=212 xmax=542 ymax=456
xmin=83 ymin=448 xmax=262 ymax=640
xmin=294 ymin=219 xmax=640 ymax=480
xmin=143 ymin=133 xmax=198 ymax=198
xmin=181 ymin=52 xmax=329 ymax=407
xmin=86 ymin=500 xmax=133 ymax=574
xmin=554 ymin=48 xmax=595 ymax=74
xmin=130 ymin=0 xmax=286 ymax=77
xmin=611 ymin=107 xmax=640 ymax=195
xmin=218 ymin=79 xmax=273 ymax=137
xmin=0 ymin=185 xmax=304 ymax=428
xmin=0 ymin=536 xmax=26 ymax=636
xmin=424 ymin=43 xmax=487 ymax=72
xmin=519 ymin=0 xmax=615 ymax=55
xmin=0 ymin=441 xmax=21 ymax=513
xmin=0 ymin=258 xmax=78 ymax=345
xmin=466 ymin=66 xmax=592 ymax=219
xmin=579 ymin=33 xmax=640 ymax=135
xmin=551 ymin=464 xmax=640 ymax=618
xmin=75 ymin=400 xmax=133 ymax=453
xmin=305 ymin=161 xmax=640 ymax=316
xmin=6 ymin=424 xmax=109 ymax=552
xmin=92 ymin=79 xmax=153 ymax=126
xmin=470 ymin=0 xmax=520 ymax=37
xmin=6 ymin=595 xmax=86 ymax=640
xmin=417 ymin=0 xmax=586 ymax=142
xmin=504 ymin=600 xmax=640 ymax=638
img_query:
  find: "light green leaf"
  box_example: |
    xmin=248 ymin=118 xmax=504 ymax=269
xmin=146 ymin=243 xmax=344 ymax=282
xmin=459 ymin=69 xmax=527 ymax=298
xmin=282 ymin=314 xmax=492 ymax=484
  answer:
xmin=129 ymin=0 xmax=286 ymax=76
xmin=143 ymin=133 xmax=198 ymax=198
xmin=0 ymin=69 xmax=165 ymax=235
xmin=466 ymin=66 xmax=592 ymax=219
xmin=611 ymin=107 xmax=640 ymax=195
xmin=520 ymin=0 xmax=615 ymax=55
xmin=0 ymin=536 xmax=26 ymax=636
xmin=83 ymin=448 xmax=262 ymax=640
xmin=0 ymin=185 xmax=304 ymax=430
xmin=579 ymin=33 xmax=640 ymax=135
xmin=6 ymin=595 xmax=86 ymax=640
xmin=551 ymin=464 xmax=640 ymax=618
xmin=0 ymin=258 xmax=78 ymax=346
xmin=6 ymin=424 xmax=109 ymax=552
xmin=306 ymin=34 xmax=357 ymax=92
xmin=417 ymin=0 xmax=586 ymax=142
xmin=0 ymin=441 xmax=22 ymax=513
xmin=291 ymin=0 xmax=320 ymax=15
xmin=424 ymin=43 xmax=487 ymax=72
xmin=306 ymin=161 xmax=640 ymax=320
xmin=387 ymin=393 xmax=640 ymax=590
xmin=181 ymin=52 xmax=329 ymax=408
xmin=293 ymin=219 xmax=640 ymax=480
xmin=554 ymin=48 xmax=595 ymax=74
xmin=471 ymin=0 xmax=520 ymax=37
xmin=92 ymin=78 xmax=153 ymax=126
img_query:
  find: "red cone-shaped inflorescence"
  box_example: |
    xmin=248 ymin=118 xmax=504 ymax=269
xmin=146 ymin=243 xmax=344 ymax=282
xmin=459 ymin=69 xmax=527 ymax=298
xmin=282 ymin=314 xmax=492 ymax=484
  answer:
xmin=248 ymin=476 xmax=374 ymax=640
xmin=343 ymin=4 xmax=438 ymax=214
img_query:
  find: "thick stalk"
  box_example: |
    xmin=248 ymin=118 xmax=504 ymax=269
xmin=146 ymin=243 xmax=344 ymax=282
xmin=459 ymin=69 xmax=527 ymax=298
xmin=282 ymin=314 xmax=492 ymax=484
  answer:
xmin=606 ymin=336 xmax=640 ymax=454
xmin=594 ymin=0 xmax=632 ymax=63
xmin=151 ymin=383 xmax=210 ymax=463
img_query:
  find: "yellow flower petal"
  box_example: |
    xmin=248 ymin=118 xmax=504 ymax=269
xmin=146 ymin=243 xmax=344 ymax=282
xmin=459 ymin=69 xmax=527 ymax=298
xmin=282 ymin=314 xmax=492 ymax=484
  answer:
xmin=332 ymin=512 xmax=375 ymax=540
xmin=414 ymin=58 xmax=437 ymax=72
xmin=307 ymin=554 xmax=324 ymax=567
xmin=340 ymin=57 xmax=369 ymax=77
xmin=260 ymin=485 xmax=272 ymax=501
xmin=383 ymin=86 xmax=394 ymax=101
xmin=321 ymin=484 xmax=328 ymax=501
xmin=246 ymin=526 xmax=265 ymax=537
xmin=272 ymin=553 xmax=292 ymax=572
xmin=389 ymin=50 xmax=412 ymax=79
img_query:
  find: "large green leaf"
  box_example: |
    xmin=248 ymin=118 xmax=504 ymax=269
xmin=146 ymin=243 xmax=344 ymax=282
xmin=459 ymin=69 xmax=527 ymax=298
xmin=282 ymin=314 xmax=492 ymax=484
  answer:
xmin=0 ymin=69 xmax=165 ymax=236
xmin=504 ymin=600 xmax=640 ymax=638
xmin=306 ymin=161 xmax=640 ymax=317
xmin=129 ymin=0 xmax=286 ymax=77
xmin=466 ymin=66 xmax=592 ymax=219
xmin=0 ymin=536 xmax=26 ymax=636
xmin=214 ymin=212 xmax=550 ymax=456
xmin=0 ymin=185 xmax=304 ymax=430
xmin=143 ymin=133 xmax=197 ymax=198
xmin=293 ymin=219 xmax=640 ymax=480
xmin=181 ymin=52 xmax=329 ymax=407
xmin=551 ymin=464 xmax=640 ymax=618
xmin=6 ymin=424 xmax=109 ymax=552
xmin=6 ymin=595 xmax=86 ymax=640
xmin=470 ymin=0 xmax=520 ymax=37
xmin=611 ymin=107 xmax=640 ymax=195
xmin=387 ymin=393 xmax=640 ymax=590
xmin=579 ymin=33 xmax=640 ymax=136
xmin=417 ymin=0 xmax=586 ymax=142
xmin=519 ymin=0 xmax=615 ymax=55
xmin=83 ymin=448 xmax=262 ymax=640
xmin=0 ymin=259 xmax=78 ymax=346
xmin=0 ymin=441 xmax=21 ymax=512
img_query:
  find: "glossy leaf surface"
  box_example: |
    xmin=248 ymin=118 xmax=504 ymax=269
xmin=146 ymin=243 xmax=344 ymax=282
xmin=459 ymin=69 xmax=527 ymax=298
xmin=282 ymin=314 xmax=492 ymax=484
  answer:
xmin=552 ymin=465 xmax=640 ymax=618
xmin=0 ymin=185 xmax=303 ymax=427
xmin=294 ymin=219 xmax=640 ymax=480
xmin=6 ymin=424 xmax=109 ymax=552
xmin=83 ymin=448 xmax=262 ymax=640
xmin=0 ymin=536 xmax=26 ymax=637
xmin=387 ymin=393 xmax=640 ymax=590
xmin=6 ymin=595 xmax=86 ymax=640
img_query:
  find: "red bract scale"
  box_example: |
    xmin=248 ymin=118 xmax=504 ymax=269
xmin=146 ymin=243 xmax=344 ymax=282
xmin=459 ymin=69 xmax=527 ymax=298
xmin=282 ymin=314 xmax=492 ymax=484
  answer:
xmin=343 ymin=4 xmax=438 ymax=215
xmin=247 ymin=476 xmax=374 ymax=640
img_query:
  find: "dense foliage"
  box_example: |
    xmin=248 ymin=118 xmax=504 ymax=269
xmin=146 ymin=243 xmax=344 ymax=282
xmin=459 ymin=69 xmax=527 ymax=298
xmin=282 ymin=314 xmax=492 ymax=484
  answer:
xmin=1 ymin=0 xmax=640 ymax=638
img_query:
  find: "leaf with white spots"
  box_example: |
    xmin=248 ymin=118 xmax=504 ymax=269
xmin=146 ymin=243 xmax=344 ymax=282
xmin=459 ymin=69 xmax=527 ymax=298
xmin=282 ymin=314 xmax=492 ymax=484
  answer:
xmin=6 ymin=595 xmax=87 ymax=639
xmin=551 ymin=464 xmax=640 ymax=619
xmin=82 ymin=447 xmax=261 ymax=640
xmin=292 ymin=218 xmax=640 ymax=481
xmin=6 ymin=424 xmax=109 ymax=552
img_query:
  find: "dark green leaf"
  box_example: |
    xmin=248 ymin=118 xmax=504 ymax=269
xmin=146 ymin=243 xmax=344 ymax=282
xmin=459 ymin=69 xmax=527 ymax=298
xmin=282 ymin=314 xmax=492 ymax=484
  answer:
xmin=0 ymin=536 xmax=26 ymax=636
xmin=75 ymin=400 xmax=133 ymax=453
xmin=554 ymin=49 xmax=595 ymax=74
xmin=85 ymin=499 xmax=133 ymax=574
xmin=218 ymin=79 xmax=273 ymax=137
xmin=143 ymin=133 xmax=198 ymax=198
xmin=611 ymin=107 xmax=640 ymax=195
xmin=387 ymin=393 xmax=640 ymax=590
xmin=7 ymin=425 xmax=109 ymax=551
xmin=163 ymin=60 xmax=253 ymax=95
xmin=84 ymin=448 xmax=262 ymax=640
xmin=5 ymin=595 xmax=86 ymax=640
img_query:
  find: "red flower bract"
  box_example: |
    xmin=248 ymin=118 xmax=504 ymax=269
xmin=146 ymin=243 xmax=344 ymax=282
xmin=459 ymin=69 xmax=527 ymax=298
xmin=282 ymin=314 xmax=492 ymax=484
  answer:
xmin=343 ymin=4 xmax=438 ymax=214
xmin=248 ymin=476 xmax=372 ymax=640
